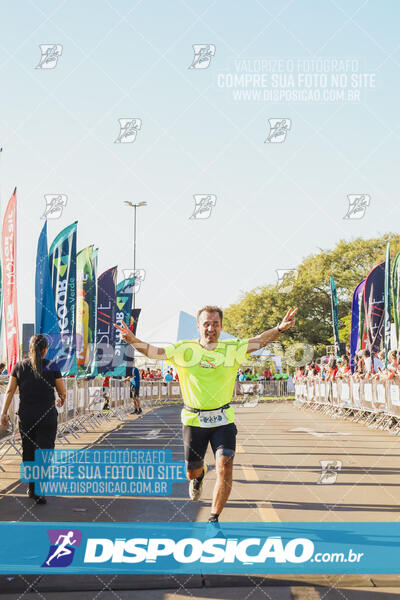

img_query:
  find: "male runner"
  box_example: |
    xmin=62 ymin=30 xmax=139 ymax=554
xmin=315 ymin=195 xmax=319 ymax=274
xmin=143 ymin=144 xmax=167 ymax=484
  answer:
xmin=115 ymin=305 xmax=297 ymax=522
xmin=129 ymin=361 xmax=142 ymax=414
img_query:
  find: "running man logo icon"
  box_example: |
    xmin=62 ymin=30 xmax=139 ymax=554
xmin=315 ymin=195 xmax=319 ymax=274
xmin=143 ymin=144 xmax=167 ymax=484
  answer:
xmin=41 ymin=194 xmax=68 ymax=220
xmin=36 ymin=44 xmax=63 ymax=69
xmin=189 ymin=195 xmax=217 ymax=220
xmin=276 ymin=269 xmax=298 ymax=294
xmin=42 ymin=529 xmax=82 ymax=567
xmin=188 ymin=44 xmax=216 ymax=69
xmin=115 ymin=118 xmax=142 ymax=143
xmin=122 ymin=269 xmax=146 ymax=293
xmin=265 ymin=118 xmax=291 ymax=143
xmin=317 ymin=460 xmax=342 ymax=485
xmin=343 ymin=194 xmax=371 ymax=219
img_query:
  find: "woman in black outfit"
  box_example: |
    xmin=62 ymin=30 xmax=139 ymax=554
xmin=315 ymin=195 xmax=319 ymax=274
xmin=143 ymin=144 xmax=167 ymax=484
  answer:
xmin=0 ymin=334 xmax=66 ymax=504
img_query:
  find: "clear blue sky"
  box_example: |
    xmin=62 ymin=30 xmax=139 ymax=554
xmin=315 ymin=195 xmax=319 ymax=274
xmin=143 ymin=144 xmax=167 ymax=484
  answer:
xmin=0 ymin=0 xmax=399 ymax=345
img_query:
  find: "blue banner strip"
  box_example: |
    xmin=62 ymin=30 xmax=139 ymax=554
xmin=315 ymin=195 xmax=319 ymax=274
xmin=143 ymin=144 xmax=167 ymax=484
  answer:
xmin=0 ymin=522 xmax=399 ymax=574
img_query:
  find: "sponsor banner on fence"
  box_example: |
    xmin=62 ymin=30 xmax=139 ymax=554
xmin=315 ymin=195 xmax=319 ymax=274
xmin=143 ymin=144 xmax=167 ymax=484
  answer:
xmin=0 ymin=522 xmax=400 ymax=574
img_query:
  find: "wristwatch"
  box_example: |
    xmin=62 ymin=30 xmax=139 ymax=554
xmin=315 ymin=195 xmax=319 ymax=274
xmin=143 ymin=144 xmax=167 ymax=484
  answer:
xmin=276 ymin=324 xmax=283 ymax=333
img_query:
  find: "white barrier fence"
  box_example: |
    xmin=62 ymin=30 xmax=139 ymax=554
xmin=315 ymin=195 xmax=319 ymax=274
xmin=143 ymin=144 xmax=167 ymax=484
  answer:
xmin=0 ymin=379 xmax=138 ymax=460
xmin=234 ymin=380 xmax=289 ymax=398
xmin=0 ymin=379 xmax=189 ymax=459
xmin=294 ymin=380 xmax=400 ymax=433
xmin=0 ymin=376 xmax=293 ymax=460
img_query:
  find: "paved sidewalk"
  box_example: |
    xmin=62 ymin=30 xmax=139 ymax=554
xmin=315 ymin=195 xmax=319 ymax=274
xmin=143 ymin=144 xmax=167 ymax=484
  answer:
xmin=1 ymin=400 xmax=400 ymax=596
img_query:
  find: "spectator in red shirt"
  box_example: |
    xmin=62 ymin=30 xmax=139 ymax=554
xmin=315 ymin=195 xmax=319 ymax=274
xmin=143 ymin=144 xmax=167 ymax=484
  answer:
xmin=263 ymin=367 xmax=272 ymax=380
xmin=337 ymin=355 xmax=351 ymax=378
xmin=326 ymin=357 xmax=338 ymax=381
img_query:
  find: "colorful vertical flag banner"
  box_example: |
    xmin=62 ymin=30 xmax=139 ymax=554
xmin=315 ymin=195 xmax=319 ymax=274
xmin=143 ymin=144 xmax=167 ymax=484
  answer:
xmin=96 ymin=266 xmax=117 ymax=375
xmin=392 ymin=250 xmax=400 ymax=349
xmin=329 ymin=275 xmax=341 ymax=357
xmin=0 ymin=150 xmax=2 ymax=348
xmin=88 ymin=248 xmax=99 ymax=376
xmin=0 ymin=251 xmax=2 ymax=348
xmin=130 ymin=308 xmax=141 ymax=336
xmin=1 ymin=188 xmax=19 ymax=373
xmin=22 ymin=323 xmax=34 ymax=358
xmin=48 ymin=222 xmax=78 ymax=376
xmin=384 ymin=242 xmax=391 ymax=367
xmin=35 ymin=221 xmax=64 ymax=370
xmin=350 ymin=279 xmax=365 ymax=373
xmin=364 ymin=262 xmax=385 ymax=357
xmin=125 ymin=307 xmax=141 ymax=377
xmin=110 ymin=277 xmax=135 ymax=377
xmin=76 ymin=246 xmax=97 ymax=376
xmin=358 ymin=281 xmax=368 ymax=351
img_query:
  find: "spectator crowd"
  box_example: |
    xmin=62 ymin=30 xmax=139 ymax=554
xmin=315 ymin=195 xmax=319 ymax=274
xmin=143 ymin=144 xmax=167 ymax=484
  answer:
xmin=138 ymin=367 xmax=179 ymax=382
xmin=294 ymin=349 xmax=399 ymax=383
xmin=237 ymin=367 xmax=289 ymax=383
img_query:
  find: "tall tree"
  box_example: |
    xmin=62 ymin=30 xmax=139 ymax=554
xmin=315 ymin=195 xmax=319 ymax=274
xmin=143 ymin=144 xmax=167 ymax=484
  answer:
xmin=223 ymin=234 xmax=400 ymax=356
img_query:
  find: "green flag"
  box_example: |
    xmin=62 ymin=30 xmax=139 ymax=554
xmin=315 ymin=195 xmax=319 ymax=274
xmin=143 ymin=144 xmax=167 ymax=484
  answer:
xmin=48 ymin=222 xmax=78 ymax=376
xmin=76 ymin=246 xmax=95 ymax=376
xmin=392 ymin=251 xmax=400 ymax=350
xmin=330 ymin=275 xmax=341 ymax=356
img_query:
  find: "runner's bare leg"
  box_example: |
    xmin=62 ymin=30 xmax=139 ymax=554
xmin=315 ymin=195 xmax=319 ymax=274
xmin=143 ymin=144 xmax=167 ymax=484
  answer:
xmin=187 ymin=467 xmax=203 ymax=480
xmin=211 ymin=455 xmax=233 ymax=515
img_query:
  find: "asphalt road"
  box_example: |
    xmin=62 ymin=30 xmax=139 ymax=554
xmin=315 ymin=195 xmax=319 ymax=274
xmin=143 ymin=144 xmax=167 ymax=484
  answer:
xmin=1 ymin=399 xmax=400 ymax=597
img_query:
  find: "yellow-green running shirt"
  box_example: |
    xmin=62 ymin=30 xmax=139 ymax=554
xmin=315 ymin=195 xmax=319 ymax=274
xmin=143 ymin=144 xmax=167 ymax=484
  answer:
xmin=164 ymin=338 xmax=250 ymax=427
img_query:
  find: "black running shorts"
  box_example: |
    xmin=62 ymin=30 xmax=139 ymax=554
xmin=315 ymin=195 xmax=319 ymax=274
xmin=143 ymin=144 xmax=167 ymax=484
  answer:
xmin=182 ymin=422 xmax=237 ymax=469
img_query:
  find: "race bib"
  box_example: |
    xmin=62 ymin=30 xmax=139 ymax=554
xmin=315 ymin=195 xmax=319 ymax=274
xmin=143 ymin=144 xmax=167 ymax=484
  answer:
xmin=198 ymin=408 xmax=229 ymax=428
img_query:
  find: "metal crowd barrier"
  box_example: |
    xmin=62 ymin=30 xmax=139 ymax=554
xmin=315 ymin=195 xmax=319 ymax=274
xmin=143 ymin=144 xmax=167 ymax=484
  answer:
xmin=0 ymin=378 xmax=140 ymax=459
xmin=294 ymin=379 xmax=400 ymax=433
xmin=0 ymin=381 xmax=21 ymax=460
xmin=0 ymin=376 xmax=296 ymax=459
xmin=139 ymin=380 xmax=182 ymax=406
xmin=0 ymin=377 xmax=187 ymax=459
xmin=233 ymin=380 xmax=289 ymax=398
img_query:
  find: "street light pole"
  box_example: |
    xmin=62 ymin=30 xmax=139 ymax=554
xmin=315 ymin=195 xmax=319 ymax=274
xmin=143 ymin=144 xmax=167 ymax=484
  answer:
xmin=133 ymin=204 xmax=137 ymax=309
xmin=124 ymin=200 xmax=147 ymax=311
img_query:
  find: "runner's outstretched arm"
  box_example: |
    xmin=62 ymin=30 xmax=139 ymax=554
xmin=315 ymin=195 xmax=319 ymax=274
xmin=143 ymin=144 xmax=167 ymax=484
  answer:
xmin=247 ymin=307 xmax=298 ymax=353
xmin=114 ymin=320 xmax=167 ymax=360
